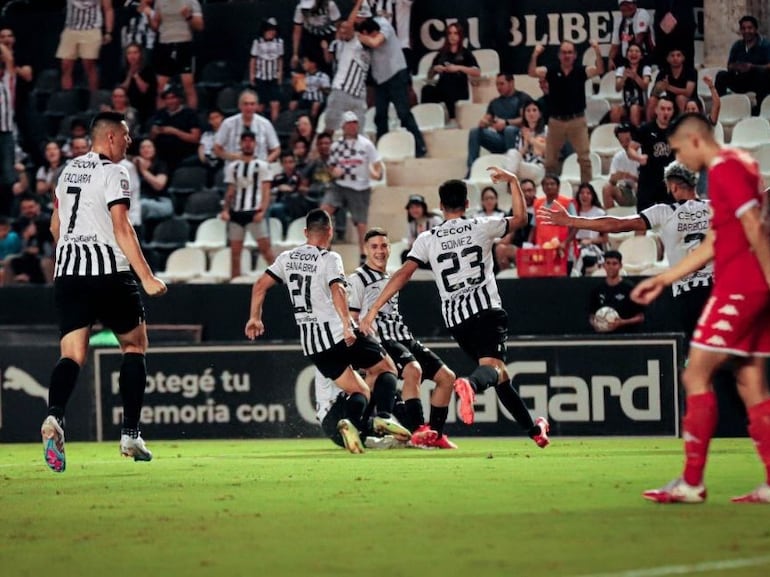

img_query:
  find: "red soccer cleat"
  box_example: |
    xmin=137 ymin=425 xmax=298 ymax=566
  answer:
xmin=731 ymin=483 xmax=770 ymax=503
xmin=410 ymin=424 xmax=438 ymax=448
xmin=432 ymin=434 xmax=458 ymax=449
xmin=453 ymin=378 xmax=476 ymax=425
xmin=642 ymin=478 xmax=706 ymax=504
xmin=532 ymin=416 xmax=550 ymax=448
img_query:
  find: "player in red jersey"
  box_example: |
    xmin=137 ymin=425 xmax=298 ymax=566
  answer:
xmin=632 ymin=112 xmax=770 ymax=504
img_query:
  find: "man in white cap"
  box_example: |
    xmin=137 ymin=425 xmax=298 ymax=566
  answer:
xmin=608 ymin=0 xmax=654 ymax=70
xmin=322 ymin=110 xmax=384 ymax=262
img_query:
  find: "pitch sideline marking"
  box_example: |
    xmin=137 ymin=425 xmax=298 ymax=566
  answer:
xmin=573 ymin=555 xmax=770 ymax=577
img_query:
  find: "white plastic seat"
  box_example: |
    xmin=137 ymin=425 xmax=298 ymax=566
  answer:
xmin=760 ymin=95 xmax=770 ymax=121
xmin=594 ymin=72 xmax=622 ymax=104
xmin=282 ymin=218 xmax=307 ymax=247
xmin=455 ymin=102 xmax=488 ymax=130
xmin=618 ymin=236 xmax=658 ymax=274
xmin=466 ymin=153 xmax=510 ymax=204
xmin=589 ymin=122 xmax=622 ymax=164
xmin=186 ymin=217 xmax=226 ymax=252
xmin=697 ymin=68 xmax=725 ymax=100
xmin=754 ymin=143 xmax=770 ymax=186
xmin=513 ymin=74 xmax=543 ymax=99
xmin=157 ymin=247 xmax=207 ymax=283
xmin=729 ymin=117 xmax=770 ymax=152
xmin=410 ymin=102 xmax=445 ymax=131
xmin=268 ymin=217 xmax=284 ymax=244
xmin=586 ymin=97 xmax=610 ymax=129
xmin=195 ymin=247 xmax=251 ymax=283
xmin=472 ymin=49 xmax=500 ymax=78
xmin=414 ymin=50 xmax=438 ymax=81
xmin=386 ymin=240 xmax=407 ymax=274
xmin=377 ymin=130 xmax=416 ymax=161
xmin=713 ymin=121 xmax=725 ymax=145
xmin=561 ymin=152 xmax=602 ymax=186
xmin=718 ymin=94 xmax=752 ymax=130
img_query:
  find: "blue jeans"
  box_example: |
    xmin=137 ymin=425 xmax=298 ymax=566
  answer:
xmin=375 ymin=68 xmax=426 ymax=156
xmin=467 ymin=126 xmax=520 ymax=171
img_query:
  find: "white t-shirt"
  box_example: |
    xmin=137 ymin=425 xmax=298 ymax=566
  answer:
xmin=575 ymin=206 xmax=606 ymax=241
xmin=609 ymin=148 xmax=640 ymax=180
xmin=610 ymin=8 xmax=652 ymax=57
xmin=214 ymin=113 xmax=280 ymax=162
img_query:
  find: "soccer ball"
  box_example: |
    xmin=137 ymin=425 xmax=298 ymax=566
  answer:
xmin=593 ymin=306 xmax=620 ymax=332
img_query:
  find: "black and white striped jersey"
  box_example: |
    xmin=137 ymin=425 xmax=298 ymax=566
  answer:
xmin=54 ymin=152 xmax=131 ymax=277
xmin=65 ymin=0 xmax=103 ymax=31
xmin=302 ymin=70 xmax=331 ymax=103
xmin=293 ymin=2 xmax=341 ymax=37
xmin=408 ymin=216 xmax=508 ymax=328
xmin=224 ymin=158 xmax=272 ymax=213
xmin=0 ymin=69 xmax=14 ymax=133
xmin=250 ymin=37 xmax=284 ymax=81
xmin=121 ymin=10 xmax=156 ymax=51
xmin=266 ymin=244 xmax=348 ymax=356
xmin=348 ymin=264 xmax=413 ymax=343
xmin=640 ymin=198 xmax=713 ymax=297
xmin=330 ymin=36 xmax=370 ymax=98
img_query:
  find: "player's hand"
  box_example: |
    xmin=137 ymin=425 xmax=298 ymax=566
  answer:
xmin=245 ymin=318 xmax=265 ymax=340
xmin=358 ymin=313 xmax=376 ymax=337
xmin=606 ymin=319 xmax=621 ymax=332
xmin=536 ymin=201 xmax=569 ymax=225
xmin=487 ymin=166 xmax=517 ymax=184
xmin=343 ymin=325 xmax=356 ymax=347
xmin=143 ymin=276 xmax=167 ymax=297
xmin=631 ymin=276 xmax=665 ymax=305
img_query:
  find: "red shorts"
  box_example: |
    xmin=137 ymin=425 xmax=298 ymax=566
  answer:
xmin=691 ymin=290 xmax=770 ymax=357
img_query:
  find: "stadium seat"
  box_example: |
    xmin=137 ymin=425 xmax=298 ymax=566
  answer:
xmin=87 ymin=89 xmax=112 ymax=111
xmin=145 ymin=217 xmax=191 ymax=251
xmin=280 ymin=218 xmax=307 ymax=248
xmin=193 ymin=247 xmax=251 ymax=283
xmin=754 ymin=143 xmax=770 ymax=186
xmin=618 ymin=235 xmax=658 ymax=274
xmin=472 ymin=49 xmax=500 ymax=78
xmin=589 ymin=123 xmax=621 ymax=170
xmin=717 ymin=94 xmax=751 ymax=132
xmin=696 ymin=68 xmax=725 ymax=101
xmin=386 ymin=240 xmax=407 ymax=274
xmin=410 ymin=103 xmax=446 ymax=131
xmin=186 ymin=217 xmax=226 ymax=252
xmin=157 ymin=247 xmax=207 ymax=283
xmin=713 ymin=121 xmax=725 ymax=145
xmin=43 ymin=90 xmax=82 ymax=135
xmin=513 ymin=74 xmax=543 ymax=99
xmin=268 ymin=217 xmax=284 ymax=244
xmin=455 ymin=102 xmax=487 ymax=130
xmin=729 ymin=117 xmax=770 ymax=152
xmin=196 ymin=60 xmax=236 ymax=91
xmin=365 ymin=104 xmax=400 ymax=134
xmin=216 ymin=85 xmax=240 ymax=116
xmin=181 ymin=190 xmax=222 ymax=223
xmin=466 ymin=154 xmax=509 ymax=202
xmin=167 ymin=166 xmax=208 ymax=212
xmin=594 ymin=72 xmax=622 ymax=104
xmin=377 ymin=130 xmax=415 ymax=161
xmin=586 ymin=97 xmax=610 ymax=129
xmin=414 ymin=51 xmax=438 ymax=82
xmin=561 ymin=152 xmax=602 ymax=186
xmin=760 ymin=95 xmax=770 ymax=121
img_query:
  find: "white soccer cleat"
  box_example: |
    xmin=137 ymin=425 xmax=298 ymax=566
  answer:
xmin=364 ymin=435 xmax=406 ymax=450
xmin=372 ymin=414 xmax=411 ymax=442
xmin=731 ymin=483 xmax=770 ymax=504
xmin=642 ymin=478 xmax=706 ymax=504
xmin=120 ymin=433 xmax=153 ymax=462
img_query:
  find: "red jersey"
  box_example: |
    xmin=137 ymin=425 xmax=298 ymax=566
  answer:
xmin=708 ymin=148 xmax=765 ymax=293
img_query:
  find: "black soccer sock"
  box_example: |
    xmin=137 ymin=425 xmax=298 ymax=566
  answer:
xmin=429 ymin=405 xmax=449 ymax=437
xmin=47 ymin=357 xmax=81 ymax=420
xmin=372 ymin=372 xmax=398 ymax=415
xmin=403 ymin=398 xmax=425 ymax=432
xmin=469 ymin=365 xmax=499 ymax=394
xmin=345 ymin=392 xmax=368 ymax=432
xmin=494 ymin=379 xmax=536 ymax=431
xmin=119 ymin=353 xmax=147 ymax=431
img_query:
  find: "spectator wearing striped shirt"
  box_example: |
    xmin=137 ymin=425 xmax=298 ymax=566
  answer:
xmin=0 ymin=38 xmax=15 ymax=216
xmin=291 ymin=0 xmax=341 ymax=74
xmin=56 ymin=0 xmax=114 ymax=92
xmin=119 ymin=0 xmax=157 ymax=64
xmin=249 ymin=18 xmax=284 ymax=123
xmin=289 ymin=54 xmax=330 ymax=121
xmin=149 ymin=0 xmax=204 ymax=110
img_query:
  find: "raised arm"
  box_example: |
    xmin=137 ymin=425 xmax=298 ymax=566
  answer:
xmin=528 ymin=44 xmax=547 ymax=79
xmin=488 ymin=166 xmax=527 ymax=230
xmin=585 ymin=40 xmax=604 ymax=79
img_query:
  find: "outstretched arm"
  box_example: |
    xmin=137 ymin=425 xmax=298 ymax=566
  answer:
xmin=359 ymin=259 xmax=418 ymax=334
xmin=537 ymin=201 xmax=647 ymax=233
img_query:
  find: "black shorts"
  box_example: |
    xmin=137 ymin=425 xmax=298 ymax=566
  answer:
xmin=310 ymin=330 xmax=386 ymax=381
xmin=254 ymin=79 xmax=282 ymax=105
xmin=449 ymin=308 xmax=508 ymax=362
xmin=154 ymin=42 xmax=194 ymax=77
xmin=54 ymin=272 xmax=145 ymax=338
xmin=381 ymin=339 xmax=445 ymax=381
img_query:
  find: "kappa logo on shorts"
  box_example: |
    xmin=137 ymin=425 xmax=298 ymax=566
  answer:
xmin=706 ymin=335 xmax=727 ymax=346
xmin=711 ymin=320 xmax=734 ymax=332
xmin=717 ymin=304 xmax=739 ymax=316
xmin=729 ymin=294 xmax=746 ymax=301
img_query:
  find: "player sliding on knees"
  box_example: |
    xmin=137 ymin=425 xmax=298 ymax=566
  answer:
xmin=359 ymin=167 xmax=550 ymax=448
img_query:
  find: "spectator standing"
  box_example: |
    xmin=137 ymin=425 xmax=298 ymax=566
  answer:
xmin=249 ymin=18 xmax=284 ymax=123
xmin=504 ymin=100 xmax=547 ymax=184
xmin=608 ymin=0 xmax=654 ymax=70
xmin=602 ymin=123 xmax=640 ymax=209
xmin=190 ymin=107 xmax=224 ymax=186
xmin=653 ymin=0 xmax=696 ymax=70
xmin=322 ymin=111 xmax=383 ymax=260
xmin=148 ymin=85 xmax=200 ymax=173
xmin=292 ymin=0 xmax=341 ymax=73
xmin=715 ymin=15 xmax=770 ymax=114
xmin=119 ymin=43 xmax=157 ymax=127
xmin=0 ymin=28 xmax=33 ymax=159
xmin=150 ymin=0 xmax=203 ymax=110
xmin=214 ymin=89 xmax=281 ymax=165
xmin=420 ymin=22 xmax=480 ymax=122
xmin=588 ymin=250 xmax=644 ymax=333
xmin=289 ymin=55 xmax=330 ymax=121
xmin=0 ymin=38 xmax=15 ymax=216
xmin=120 ymin=0 xmax=157 ymax=63
xmin=629 ymin=95 xmax=675 ymax=211
xmin=529 ymin=40 xmax=604 ymax=185
xmin=370 ymin=0 xmax=416 ymax=72
xmin=611 ymin=42 xmax=651 ymax=127
xmin=56 ymin=0 xmax=114 ymax=92
xmin=466 ymin=74 xmax=532 ymax=174
xmin=355 ymin=1 xmax=427 ymax=157
xmin=646 ymin=47 xmax=697 ymax=121
xmin=101 ymin=86 xmax=139 ymax=138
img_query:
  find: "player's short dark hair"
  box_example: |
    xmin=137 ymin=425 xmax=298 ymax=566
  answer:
xmin=356 ymin=18 xmax=380 ymax=34
xmin=306 ymin=208 xmax=331 ymax=232
xmin=438 ymin=179 xmax=468 ymax=211
xmin=604 ymin=250 xmax=622 ymax=262
xmin=739 ymin=15 xmax=759 ymax=28
xmin=364 ymin=227 xmax=388 ymax=242
xmin=668 ymin=111 xmax=714 ymax=139
xmin=90 ymin=111 xmax=126 ymax=135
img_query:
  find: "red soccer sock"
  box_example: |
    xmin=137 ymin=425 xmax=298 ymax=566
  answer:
xmin=747 ymin=399 xmax=770 ymax=485
xmin=682 ymin=392 xmax=718 ymax=487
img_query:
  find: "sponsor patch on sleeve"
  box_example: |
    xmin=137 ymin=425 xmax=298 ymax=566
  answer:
xmin=120 ymin=178 xmax=131 ymax=197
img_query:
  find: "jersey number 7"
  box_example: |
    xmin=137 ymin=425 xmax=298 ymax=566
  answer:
xmin=66 ymin=186 xmax=82 ymax=234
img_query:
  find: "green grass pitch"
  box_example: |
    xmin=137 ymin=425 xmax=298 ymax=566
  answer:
xmin=1 ymin=437 xmax=769 ymax=577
